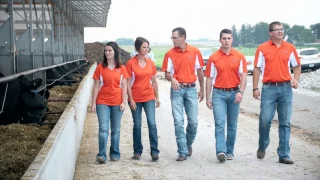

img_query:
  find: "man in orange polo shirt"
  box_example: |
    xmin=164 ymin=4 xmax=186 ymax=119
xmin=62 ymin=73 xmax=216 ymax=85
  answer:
xmin=253 ymin=21 xmax=301 ymax=164
xmin=161 ymin=27 xmax=205 ymax=161
xmin=205 ymin=29 xmax=247 ymax=163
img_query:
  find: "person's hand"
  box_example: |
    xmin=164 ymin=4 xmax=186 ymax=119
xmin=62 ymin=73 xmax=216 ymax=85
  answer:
xmin=234 ymin=92 xmax=243 ymax=103
xmin=198 ymin=90 xmax=204 ymax=102
xmin=291 ymin=79 xmax=298 ymax=89
xmin=206 ymin=99 xmax=212 ymax=109
xmin=120 ymin=102 xmax=126 ymax=111
xmin=171 ymin=78 xmax=180 ymax=90
xmin=91 ymin=103 xmax=96 ymax=112
xmin=129 ymin=99 xmax=136 ymax=110
xmin=156 ymin=99 xmax=161 ymax=108
xmin=253 ymin=89 xmax=260 ymax=100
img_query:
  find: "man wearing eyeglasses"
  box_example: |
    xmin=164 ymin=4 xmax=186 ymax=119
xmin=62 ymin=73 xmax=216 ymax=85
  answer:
xmin=253 ymin=21 xmax=301 ymax=164
xmin=161 ymin=27 xmax=205 ymax=161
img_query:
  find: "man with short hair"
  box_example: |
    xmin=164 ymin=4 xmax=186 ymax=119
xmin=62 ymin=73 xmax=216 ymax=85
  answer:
xmin=205 ymin=29 xmax=247 ymax=163
xmin=253 ymin=21 xmax=301 ymax=164
xmin=161 ymin=27 xmax=205 ymax=161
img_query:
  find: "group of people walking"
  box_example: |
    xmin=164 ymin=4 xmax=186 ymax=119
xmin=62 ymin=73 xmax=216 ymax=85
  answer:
xmin=91 ymin=21 xmax=301 ymax=165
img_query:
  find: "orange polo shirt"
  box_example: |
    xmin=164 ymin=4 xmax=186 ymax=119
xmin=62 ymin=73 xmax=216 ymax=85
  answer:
xmin=93 ymin=63 xmax=129 ymax=106
xmin=205 ymin=48 xmax=247 ymax=88
xmin=126 ymin=57 xmax=156 ymax=102
xmin=161 ymin=44 xmax=204 ymax=83
xmin=254 ymin=40 xmax=300 ymax=82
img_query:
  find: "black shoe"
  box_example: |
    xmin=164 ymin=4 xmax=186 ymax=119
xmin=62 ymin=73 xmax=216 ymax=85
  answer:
xmin=132 ymin=154 xmax=141 ymax=160
xmin=257 ymin=149 xmax=265 ymax=159
xmin=151 ymin=154 xmax=159 ymax=161
xmin=279 ymin=158 xmax=294 ymax=164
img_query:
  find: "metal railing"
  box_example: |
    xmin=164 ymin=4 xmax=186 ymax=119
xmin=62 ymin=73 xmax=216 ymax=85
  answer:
xmin=0 ymin=58 xmax=87 ymax=83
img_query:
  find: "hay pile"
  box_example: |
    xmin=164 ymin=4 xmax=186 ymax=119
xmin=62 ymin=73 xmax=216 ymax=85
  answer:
xmin=46 ymin=85 xmax=79 ymax=122
xmin=85 ymin=42 xmax=131 ymax=65
xmin=0 ymin=124 xmax=51 ymax=180
xmin=49 ymin=85 xmax=79 ymax=99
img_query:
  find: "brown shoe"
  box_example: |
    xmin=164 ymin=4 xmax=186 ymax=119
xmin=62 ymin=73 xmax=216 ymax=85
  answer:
xmin=187 ymin=147 xmax=192 ymax=156
xmin=257 ymin=149 xmax=265 ymax=159
xmin=151 ymin=154 xmax=159 ymax=161
xmin=279 ymin=158 xmax=294 ymax=164
xmin=132 ymin=154 xmax=141 ymax=160
xmin=176 ymin=155 xmax=187 ymax=161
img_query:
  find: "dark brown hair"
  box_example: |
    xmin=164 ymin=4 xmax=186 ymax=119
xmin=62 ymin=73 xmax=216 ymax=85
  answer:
xmin=102 ymin=41 xmax=122 ymax=68
xmin=134 ymin=37 xmax=150 ymax=52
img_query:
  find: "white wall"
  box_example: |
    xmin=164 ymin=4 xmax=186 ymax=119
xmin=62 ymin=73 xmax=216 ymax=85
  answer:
xmin=21 ymin=63 xmax=96 ymax=180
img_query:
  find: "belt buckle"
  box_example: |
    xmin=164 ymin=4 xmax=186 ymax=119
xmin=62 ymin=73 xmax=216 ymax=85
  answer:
xmin=275 ymin=82 xmax=281 ymax=86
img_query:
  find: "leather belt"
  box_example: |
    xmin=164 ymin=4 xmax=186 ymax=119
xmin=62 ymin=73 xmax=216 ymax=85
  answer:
xmin=263 ymin=81 xmax=290 ymax=86
xmin=214 ymin=87 xmax=239 ymax=91
xmin=180 ymin=82 xmax=196 ymax=88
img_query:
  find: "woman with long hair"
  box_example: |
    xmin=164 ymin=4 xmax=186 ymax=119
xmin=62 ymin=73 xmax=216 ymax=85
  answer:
xmin=126 ymin=37 xmax=160 ymax=161
xmin=91 ymin=41 xmax=128 ymax=164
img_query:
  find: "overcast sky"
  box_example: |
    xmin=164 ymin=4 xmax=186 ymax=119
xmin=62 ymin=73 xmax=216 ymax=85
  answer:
xmin=84 ymin=0 xmax=320 ymax=43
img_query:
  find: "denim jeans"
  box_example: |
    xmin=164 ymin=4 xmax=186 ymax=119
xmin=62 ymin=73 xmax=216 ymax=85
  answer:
xmin=130 ymin=100 xmax=159 ymax=155
xmin=211 ymin=88 xmax=240 ymax=156
xmin=259 ymin=83 xmax=292 ymax=159
xmin=170 ymin=86 xmax=198 ymax=157
xmin=96 ymin=104 xmax=123 ymax=161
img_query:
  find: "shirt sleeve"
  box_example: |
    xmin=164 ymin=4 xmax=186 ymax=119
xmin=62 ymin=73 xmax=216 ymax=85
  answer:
xmin=254 ymin=46 xmax=264 ymax=68
xmin=240 ymin=55 xmax=248 ymax=73
xmin=93 ymin=65 xmax=100 ymax=80
xmin=196 ymin=50 xmax=205 ymax=68
xmin=161 ymin=52 xmax=170 ymax=72
xmin=125 ymin=60 xmax=133 ymax=78
xmin=121 ymin=65 xmax=129 ymax=79
xmin=289 ymin=47 xmax=301 ymax=67
xmin=152 ymin=61 xmax=157 ymax=76
xmin=204 ymin=56 xmax=213 ymax=77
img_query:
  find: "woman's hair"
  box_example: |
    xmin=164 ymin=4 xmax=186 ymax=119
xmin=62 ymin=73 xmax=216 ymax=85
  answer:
xmin=134 ymin=37 xmax=150 ymax=52
xmin=102 ymin=41 xmax=122 ymax=68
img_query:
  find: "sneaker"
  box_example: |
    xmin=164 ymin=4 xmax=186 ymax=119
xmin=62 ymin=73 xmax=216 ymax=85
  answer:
xmin=151 ymin=154 xmax=159 ymax=161
xmin=257 ymin=149 xmax=265 ymax=159
xmin=226 ymin=154 xmax=234 ymax=160
xmin=132 ymin=154 xmax=141 ymax=160
xmin=217 ymin=152 xmax=226 ymax=163
xmin=96 ymin=156 xmax=106 ymax=164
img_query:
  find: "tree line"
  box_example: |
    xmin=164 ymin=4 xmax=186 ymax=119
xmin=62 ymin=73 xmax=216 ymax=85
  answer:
xmin=232 ymin=22 xmax=320 ymax=47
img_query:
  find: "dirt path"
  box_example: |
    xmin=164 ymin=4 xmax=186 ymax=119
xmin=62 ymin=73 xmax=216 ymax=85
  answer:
xmin=74 ymin=75 xmax=320 ymax=180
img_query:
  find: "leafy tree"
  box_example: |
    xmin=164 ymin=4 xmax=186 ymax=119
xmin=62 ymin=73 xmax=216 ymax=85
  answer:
xmin=253 ymin=22 xmax=269 ymax=45
xmin=301 ymin=29 xmax=316 ymax=43
xmin=310 ymin=23 xmax=320 ymax=39
xmin=231 ymin=25 xmax=240 ymax=47
xmin=239 ymin=24 xmax=247 ymax=45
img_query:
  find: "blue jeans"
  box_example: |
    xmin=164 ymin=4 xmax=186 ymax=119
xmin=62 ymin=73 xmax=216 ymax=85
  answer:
xmin=170 ymin=86 xmax=198 ymax=157
xmin=212 ymin=88 xmax=240 ymax=156
xmin=96 ymin=104 xmax=123 ymax=161
xmin=259 ymin=83 xmax=292 ymax=159
xmin=130 ymin=100 xmax=159 ymax=155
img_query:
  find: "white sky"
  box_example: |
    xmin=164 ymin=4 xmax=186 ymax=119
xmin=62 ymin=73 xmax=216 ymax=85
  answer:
xmin=84 ymin=0 xmax=320 ymax=43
